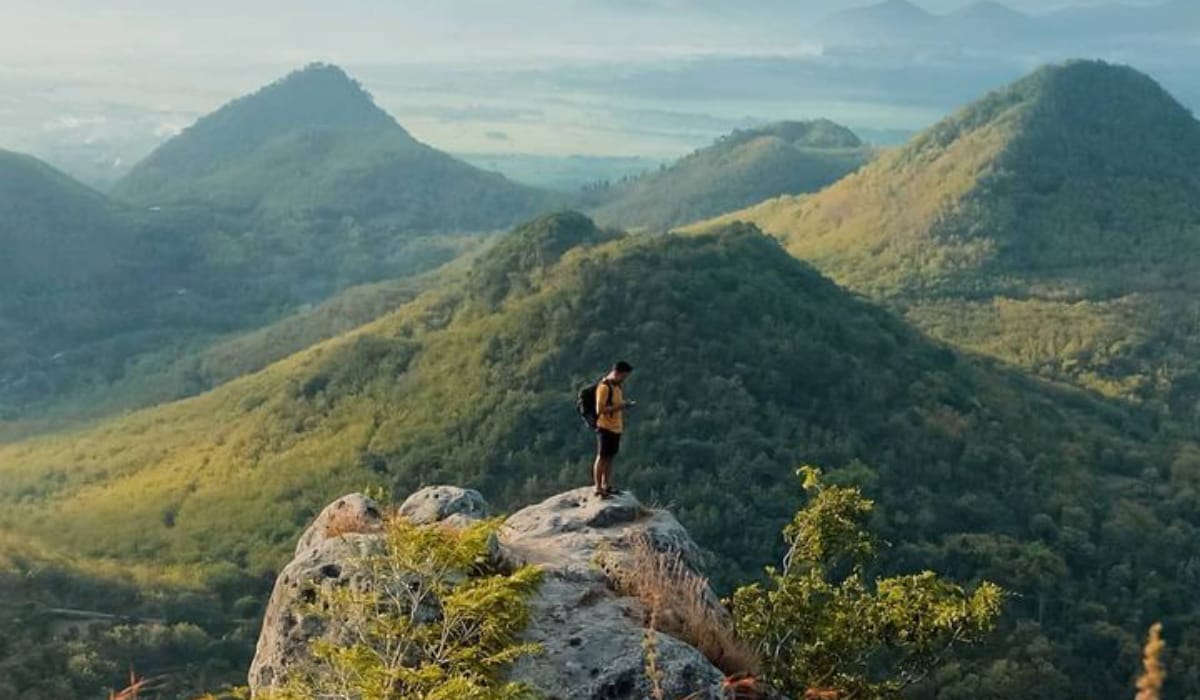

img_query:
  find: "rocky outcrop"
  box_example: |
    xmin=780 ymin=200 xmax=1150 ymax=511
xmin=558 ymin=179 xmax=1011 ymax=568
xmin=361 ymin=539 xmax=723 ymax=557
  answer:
xmin=502 ymin=488 xmax=724 ymax=699
xmin=249 ymin=494 xmax=386 ymax=690
xmin=249 ymin=486 xmax=729 ymax=699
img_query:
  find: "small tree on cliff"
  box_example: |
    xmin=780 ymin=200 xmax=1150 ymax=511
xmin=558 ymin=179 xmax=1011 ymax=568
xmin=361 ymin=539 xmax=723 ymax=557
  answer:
xmin=269 ymin=517 xmax=542 ymax=700
xmin=731 ymin=466 xmax=1004 ymax=699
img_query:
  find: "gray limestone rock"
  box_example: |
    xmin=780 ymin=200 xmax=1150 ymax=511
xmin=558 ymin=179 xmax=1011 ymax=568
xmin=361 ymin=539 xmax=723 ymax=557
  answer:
xmin=249 ymin=486 xmax=738 ymax=699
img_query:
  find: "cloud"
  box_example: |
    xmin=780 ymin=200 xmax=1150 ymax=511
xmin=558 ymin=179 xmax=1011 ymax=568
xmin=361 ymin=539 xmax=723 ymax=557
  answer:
xmin=42 ymin=114 xmax=108 ymax=131
xmin=484 ymin=130 xmax=510 ymax=141
xmin=425 ymin=105 xmax=542 ymax=123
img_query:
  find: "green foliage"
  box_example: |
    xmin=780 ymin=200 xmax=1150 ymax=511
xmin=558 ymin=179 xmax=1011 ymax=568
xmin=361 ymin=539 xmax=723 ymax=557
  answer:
xmin=587 ymin=120 xmax=870 ymax=230
xmin=699 ymin=60 xmax=1200 ymax=422
xmin=1 ymin=63 xmax=559 ymax=429
xmin=733 ymin=467 xmax=1004 ymax=699
xmin=0 ymin=538 xmax=264 ymax=699
xmin=270 ymin=518 xmax=542 ymax=700
xmin=113 ymin=63 xmax=554 ymax=232
xmin=2 ymin=216 xmax=1199 ymax=698
xmin=467 ymin=211 xmax=621 ymax=306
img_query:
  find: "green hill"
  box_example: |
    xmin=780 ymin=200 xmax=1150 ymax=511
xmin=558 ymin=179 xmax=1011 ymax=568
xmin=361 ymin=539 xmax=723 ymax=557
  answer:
xmin=699 ymin=61 xmax=1200 ymax=420
xmin=0 ymin=147 xmax=478 ymax=430
xmin=586 ymin=120 xmax=870 ymax=230
xmin=2 ymin=65 xmax=556 ymax=429
xmin=113 ymin=63 xmax=554 ymax=231
xmin=0 ymin=149 xmax=128 ymax=290
xmin=0 ymin=151 xmax=203 ymax=423
xmin=2 ymin=213 xmax=1198 ymax=697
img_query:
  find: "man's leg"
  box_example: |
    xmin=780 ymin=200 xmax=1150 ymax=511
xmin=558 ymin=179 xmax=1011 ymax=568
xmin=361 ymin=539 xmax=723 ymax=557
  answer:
xmin=601 ymin=453 xmax=615 ymax=493
xmin=592 ymin=453 xmax=606 ymax=493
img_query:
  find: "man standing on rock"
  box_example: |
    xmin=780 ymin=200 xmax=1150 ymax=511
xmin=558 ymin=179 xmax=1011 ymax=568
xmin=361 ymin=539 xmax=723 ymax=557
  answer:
xmin=594 ymin=361 xmax=634 ymax=498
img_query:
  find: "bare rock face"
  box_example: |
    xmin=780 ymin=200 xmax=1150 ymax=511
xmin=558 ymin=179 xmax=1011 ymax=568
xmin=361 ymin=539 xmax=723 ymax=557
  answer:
xmin=510 ymin=577 xmax=723 ymax=700
xmin=249 ymin=493 xmax=387 ymax=691
xmin=502 ymin=487 xmax=704 ymax=579
xmin=249 ymin=486 xmax=727 ymax=699
xmin=398 ymin=485 xmax=488 ymax=526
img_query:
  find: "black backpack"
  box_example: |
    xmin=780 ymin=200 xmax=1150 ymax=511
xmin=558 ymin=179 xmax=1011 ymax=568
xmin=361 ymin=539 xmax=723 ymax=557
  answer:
xmin=576 ymin=377 xmax=612 ymax=430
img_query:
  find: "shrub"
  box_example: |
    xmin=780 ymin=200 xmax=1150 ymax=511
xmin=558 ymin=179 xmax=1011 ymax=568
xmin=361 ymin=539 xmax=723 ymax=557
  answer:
xmin=267 ymin=517 xmax=543 ymax=700
xmin=731 ymin=467 xmax=1004 ymax=699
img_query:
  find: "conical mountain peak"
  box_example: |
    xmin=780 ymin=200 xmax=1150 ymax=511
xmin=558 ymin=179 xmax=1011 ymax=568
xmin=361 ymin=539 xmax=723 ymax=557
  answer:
xmin=113 ymin=63 xmax=407 ymax=201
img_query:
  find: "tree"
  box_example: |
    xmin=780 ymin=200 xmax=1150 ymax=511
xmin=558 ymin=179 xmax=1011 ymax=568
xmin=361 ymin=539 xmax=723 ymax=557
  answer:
xmin=269 ymin=517 xmax=542 ymax=700
xmin=732 ymin=467 xmax=1004 ymax=699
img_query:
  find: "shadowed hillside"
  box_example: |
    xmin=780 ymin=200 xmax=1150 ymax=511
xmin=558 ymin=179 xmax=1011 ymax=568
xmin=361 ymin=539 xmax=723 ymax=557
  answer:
xmin=2 ymin=65 xmax=563 ymax=430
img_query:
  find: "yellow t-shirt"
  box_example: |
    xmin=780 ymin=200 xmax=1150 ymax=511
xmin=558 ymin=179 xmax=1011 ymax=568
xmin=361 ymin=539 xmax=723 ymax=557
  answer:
xmin=595 ymin=380 xmax=624 ymax=434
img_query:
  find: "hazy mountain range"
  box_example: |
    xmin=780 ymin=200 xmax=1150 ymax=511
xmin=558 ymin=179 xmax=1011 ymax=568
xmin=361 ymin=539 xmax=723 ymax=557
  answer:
xmin=0 ymin=64 xmax=555 ymax=427
xmin=2 ymin=0 xmax=1196 ymax=193
xmin=821 ymin=0 xmax=1200 ymax=45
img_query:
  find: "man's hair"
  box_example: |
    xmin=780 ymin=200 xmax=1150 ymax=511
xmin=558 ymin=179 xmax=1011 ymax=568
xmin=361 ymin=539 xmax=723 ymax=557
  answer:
xmin=613 ymin=361 xmax=634 ymax=373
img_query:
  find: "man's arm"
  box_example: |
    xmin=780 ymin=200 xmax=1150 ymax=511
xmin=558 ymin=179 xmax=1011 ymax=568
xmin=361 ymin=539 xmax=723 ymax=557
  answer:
xmin=596 ymin=382 xmax=614 ymax=416
xmin=597 ymin=382 xmax=632 ymax=415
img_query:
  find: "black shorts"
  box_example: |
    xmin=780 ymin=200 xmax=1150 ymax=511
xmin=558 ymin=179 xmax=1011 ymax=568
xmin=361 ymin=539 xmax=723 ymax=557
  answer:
xmin=596 ymin=429 xmax=621 ymax=458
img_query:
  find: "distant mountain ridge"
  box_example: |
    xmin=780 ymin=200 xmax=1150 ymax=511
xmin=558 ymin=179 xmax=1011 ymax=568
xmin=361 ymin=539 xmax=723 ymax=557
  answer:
xmin=113 ymin=63 xmax=400 ymax=197
xmin=698 ymin=60 xmax=1200 ymax=415
xmin=0 ymin=149 xmax=127 ymax=290
xmin=113 ymin=62 xmax=554 ymax=232
xmin=586 ymin=119 xmax=870 ymax=230
xmin=821 ymin=0 xmax=936 ymax=39
xmin=2 ymin=64 xmax=561 ymax=429
xmin=0 ymin=151 xmax=177 ymax=423
xmin=819 ymin=0 xmax=1192 ymax=46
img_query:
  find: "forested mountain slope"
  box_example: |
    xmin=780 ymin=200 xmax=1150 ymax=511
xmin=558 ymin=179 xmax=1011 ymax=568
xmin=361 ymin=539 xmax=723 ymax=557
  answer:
xmin=0 ymin=151 xmax=208 ymax=424
xmin=113 ymin=63 xmax=554 ymax=232
xmin=587 ymin=120 xmax=869 ymax=230
xmin=0 ymin=149 xmax=129 ymax=291
xmin=1 ymin=213 xmax=1197 ymax=698
xmin=2 ymin=65 xmax=557 ymax=429
xmin=699 ymin=60 xmax=1200 ymax=421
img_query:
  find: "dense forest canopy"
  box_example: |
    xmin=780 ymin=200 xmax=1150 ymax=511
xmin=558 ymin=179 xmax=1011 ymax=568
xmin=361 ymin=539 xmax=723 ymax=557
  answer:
xmin=2 ymin=214 xmax=1198 ymax=697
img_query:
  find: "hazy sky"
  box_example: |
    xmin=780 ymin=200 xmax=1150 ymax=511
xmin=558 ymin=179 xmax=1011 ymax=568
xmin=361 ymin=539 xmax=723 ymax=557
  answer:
xmin=0 ymin=0 xmax=1190 ymax=186
xmin=0 ymin=0 xmax=1170 ymax=65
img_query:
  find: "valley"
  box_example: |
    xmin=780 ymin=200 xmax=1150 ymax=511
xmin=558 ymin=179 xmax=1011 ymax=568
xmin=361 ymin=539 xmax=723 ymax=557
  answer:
xmin=3 ymin=52 xmax=1200 ymax=700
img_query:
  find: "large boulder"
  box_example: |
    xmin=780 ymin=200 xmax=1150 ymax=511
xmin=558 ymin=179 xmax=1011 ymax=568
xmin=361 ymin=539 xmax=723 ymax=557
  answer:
xmin=510 ymin=577 xmax=723 ymax=700
xmin=501 ymin=488 xmax=724 ymax=699
xmin=501 ymin=487 xmax=704 ymax=579
xmin=251 ymin=493 xmax=386 ymax=689
xmin=249 ymin=486 xmax=729 ymax=699
xmin=398 ymin=485 xmax=488 ymax=526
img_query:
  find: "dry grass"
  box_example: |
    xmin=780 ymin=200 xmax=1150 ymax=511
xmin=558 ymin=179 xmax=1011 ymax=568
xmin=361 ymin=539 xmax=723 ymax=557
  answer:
xmin=323 ymin=507 xmax=379 ymax=539
xmin=1136 ymin=622 xmax=1166 ymax=700
xmin=610 ymin=532 xmax=759 ymax=678
xmin=109 ymin=671 xmax=157 ymax=700
xmin=643 ymin=607 xmax=667 ymax=700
